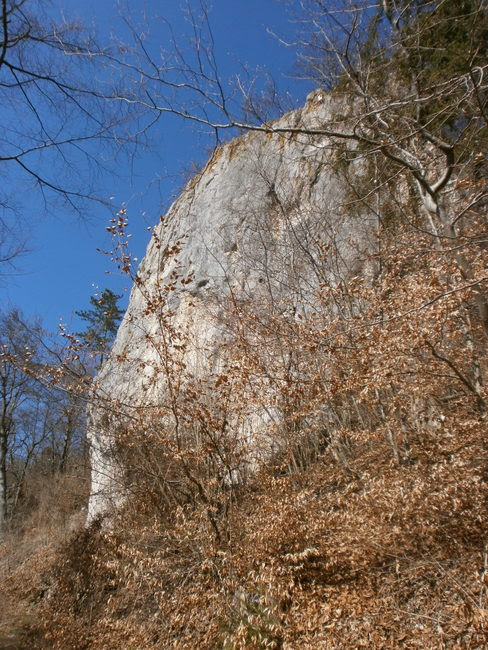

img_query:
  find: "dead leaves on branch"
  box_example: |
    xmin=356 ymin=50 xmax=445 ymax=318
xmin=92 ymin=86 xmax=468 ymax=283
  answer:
xmin=38 ymin=199 xmax=488 ymax=647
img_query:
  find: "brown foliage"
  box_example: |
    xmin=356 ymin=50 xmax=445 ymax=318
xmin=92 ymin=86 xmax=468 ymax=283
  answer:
xmin=0 ymin=467 xmax=89 ymax=649
xmin=33 ymin=172 xmax=488 ymax=647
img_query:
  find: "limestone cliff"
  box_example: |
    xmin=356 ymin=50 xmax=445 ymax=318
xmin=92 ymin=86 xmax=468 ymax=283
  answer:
xmin=87 ymin=91 xmax=376 ymax=520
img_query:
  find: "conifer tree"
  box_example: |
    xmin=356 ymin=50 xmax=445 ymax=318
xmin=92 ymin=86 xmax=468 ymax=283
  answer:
xmin=76 ymin=289 xmax=124 ymax=367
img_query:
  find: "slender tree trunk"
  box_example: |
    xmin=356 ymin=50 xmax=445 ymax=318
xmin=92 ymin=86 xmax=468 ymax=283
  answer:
xmin=59 ymin=410 xmax=74 ymax=474
xmin=0 ymin=426 xmax=8 ymax=535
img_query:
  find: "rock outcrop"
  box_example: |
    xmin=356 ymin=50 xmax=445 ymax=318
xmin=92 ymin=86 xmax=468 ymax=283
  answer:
xmin=87 ymin=91 xmax=376 ymax=521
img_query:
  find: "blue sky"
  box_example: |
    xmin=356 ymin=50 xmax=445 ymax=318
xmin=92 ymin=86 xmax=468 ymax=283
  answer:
xmin=0 ymin=1 xmax=311 ymax=335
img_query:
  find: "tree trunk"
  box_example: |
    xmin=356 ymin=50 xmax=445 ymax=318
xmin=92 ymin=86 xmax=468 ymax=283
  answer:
xmin=0 ymin=427 xmax=8 ymax=536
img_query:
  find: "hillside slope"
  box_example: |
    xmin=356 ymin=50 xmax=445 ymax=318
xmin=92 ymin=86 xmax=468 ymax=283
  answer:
xmin=59 ymin=80 xmax=486 ymax=647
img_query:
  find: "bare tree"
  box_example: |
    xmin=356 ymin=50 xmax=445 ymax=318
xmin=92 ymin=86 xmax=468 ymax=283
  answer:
xmin=0 ymin=310 xmax=38 ymax=530
xmin=4 ymin=0 xmax=484 ymax=279
xmin=0 ymin=0 xmax=148 ymax=273
xmin=0 ymin=308 xmax=92 ymax=532
xmin=104 ymin=1 xmax=487 ymax=272
xmin=104 ymin=1 xmax=487 ymax=338
xmin=0 ymin=216 xmax=27 ymax=276
xmin=112 ymin=3 xmax=486 ymax=142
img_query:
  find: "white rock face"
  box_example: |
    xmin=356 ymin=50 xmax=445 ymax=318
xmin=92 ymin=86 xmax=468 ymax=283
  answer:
xmin=87 ymin=92 xmax=376 ymax=521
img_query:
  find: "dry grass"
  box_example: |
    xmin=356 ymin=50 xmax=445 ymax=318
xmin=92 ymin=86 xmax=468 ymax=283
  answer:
xmin=0 ymin=467 xmax=89 ymax=649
